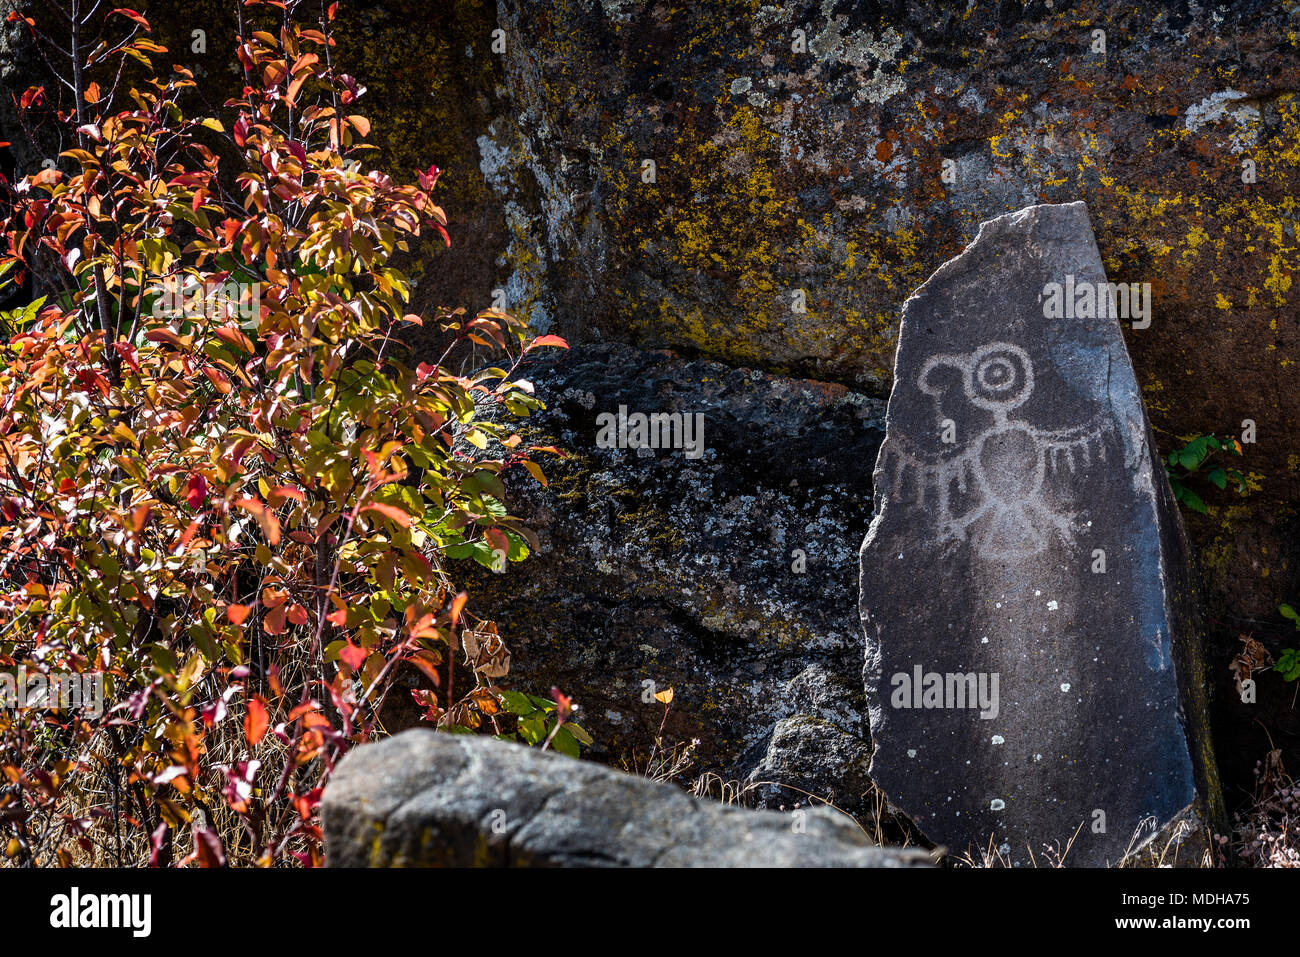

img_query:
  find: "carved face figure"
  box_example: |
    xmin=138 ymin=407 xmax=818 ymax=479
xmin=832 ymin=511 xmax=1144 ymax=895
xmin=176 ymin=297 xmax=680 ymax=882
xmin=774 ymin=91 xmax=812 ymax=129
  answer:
xmin=921 ymin=342 xmax=1035 ymax=418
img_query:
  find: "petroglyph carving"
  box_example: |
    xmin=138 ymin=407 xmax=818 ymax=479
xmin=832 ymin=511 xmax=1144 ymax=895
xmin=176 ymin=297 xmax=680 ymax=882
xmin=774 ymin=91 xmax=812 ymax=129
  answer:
xmin=876 ymin=342 xmax=1111 ymax=557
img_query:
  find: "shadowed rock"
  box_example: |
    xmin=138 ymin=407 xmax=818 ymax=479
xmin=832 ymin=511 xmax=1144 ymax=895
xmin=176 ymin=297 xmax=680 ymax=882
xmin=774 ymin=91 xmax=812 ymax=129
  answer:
xmin=859 ymin=201 xmax=1223 ymax=867
xmin=323 ymin=730 xmax=932 ymax=867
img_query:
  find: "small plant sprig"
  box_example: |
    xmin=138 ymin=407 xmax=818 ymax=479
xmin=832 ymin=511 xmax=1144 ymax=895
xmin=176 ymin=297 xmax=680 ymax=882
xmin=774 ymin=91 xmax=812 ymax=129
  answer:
xmin=1164 ymin=433 xmax=1251 ymax=514
xmin=1276 ymin=606 xmax=1300 ymax=681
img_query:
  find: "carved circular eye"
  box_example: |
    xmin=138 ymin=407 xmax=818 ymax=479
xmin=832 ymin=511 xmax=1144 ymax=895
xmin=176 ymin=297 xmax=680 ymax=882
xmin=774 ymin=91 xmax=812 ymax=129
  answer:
xmin=967 ymin=343 xmax=1033 ymax=410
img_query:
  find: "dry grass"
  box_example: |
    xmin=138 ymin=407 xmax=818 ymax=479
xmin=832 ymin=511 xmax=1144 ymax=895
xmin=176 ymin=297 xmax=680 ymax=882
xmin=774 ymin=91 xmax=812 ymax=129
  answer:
xmin=1229 ymin=747 xmax=1300 ymax=867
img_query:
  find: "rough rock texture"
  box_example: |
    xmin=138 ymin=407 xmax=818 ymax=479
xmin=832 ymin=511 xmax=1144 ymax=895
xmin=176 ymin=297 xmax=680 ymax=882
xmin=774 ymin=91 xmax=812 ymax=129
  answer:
xmin=474 ymin=0 xmax=1300 ymax=629
xmin=860 ymin=202 xmax=1222 ymax=866
xmin=323 ymin=729 xmax=933 ymax=866
xmin=463 ymin=343 xmax=887 ymax=814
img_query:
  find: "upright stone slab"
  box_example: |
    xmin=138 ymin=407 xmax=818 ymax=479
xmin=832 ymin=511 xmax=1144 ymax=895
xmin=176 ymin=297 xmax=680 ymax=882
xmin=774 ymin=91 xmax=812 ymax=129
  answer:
xmin=859 ymin=202 xmax=1222 ymax=867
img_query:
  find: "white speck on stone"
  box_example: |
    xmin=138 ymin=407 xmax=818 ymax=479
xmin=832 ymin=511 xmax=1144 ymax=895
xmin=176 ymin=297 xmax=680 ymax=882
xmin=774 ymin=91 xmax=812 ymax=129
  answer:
xmin=605 ymin=710 xmax=623 ymax=724
xmin=1060 ymin=683 xmax=1071 ymax=692
xmin=1047 ymin=600 xmax=1059 ymax=611
xmin=907 ymin=749 xmax=917 ymax=758
xmin=991 ymin=735 xmax=1004 ymax=745
xmin=1035 ymin=753 xmax=1043 ymax=761
xmin=990 ymin=799 xmax=1005 ymax=811
xmin=729 ymin=76 xmax=752 ymax=95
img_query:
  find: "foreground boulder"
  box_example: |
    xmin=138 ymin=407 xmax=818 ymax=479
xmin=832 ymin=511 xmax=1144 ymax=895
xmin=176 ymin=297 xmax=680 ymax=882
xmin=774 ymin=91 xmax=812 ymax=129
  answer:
xmin=323 ymin=730 xmax=932 ymax=867
xmin=859 ymin=202 xmax=1224 ymax=866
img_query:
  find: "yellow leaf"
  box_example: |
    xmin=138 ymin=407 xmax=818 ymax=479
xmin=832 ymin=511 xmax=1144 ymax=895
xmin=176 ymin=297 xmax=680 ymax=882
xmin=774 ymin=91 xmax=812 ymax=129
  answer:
xmin=654 ymin=688 xmax=674 ymax=705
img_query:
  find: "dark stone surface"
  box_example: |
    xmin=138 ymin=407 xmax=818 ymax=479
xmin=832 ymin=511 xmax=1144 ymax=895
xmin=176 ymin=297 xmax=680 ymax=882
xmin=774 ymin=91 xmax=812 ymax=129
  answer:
xmin=460 ymin=343 xmax=888 ymax=811
xmin=323 ymin=730 xmax=933 ymax=867
xmin=859 ymin=202 xmax=1223 ymax=866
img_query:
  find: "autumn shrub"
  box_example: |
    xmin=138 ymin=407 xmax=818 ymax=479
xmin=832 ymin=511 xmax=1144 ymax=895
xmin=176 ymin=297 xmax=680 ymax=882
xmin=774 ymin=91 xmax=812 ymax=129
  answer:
xmin=0 ymin=1 xmax=574 ymax=866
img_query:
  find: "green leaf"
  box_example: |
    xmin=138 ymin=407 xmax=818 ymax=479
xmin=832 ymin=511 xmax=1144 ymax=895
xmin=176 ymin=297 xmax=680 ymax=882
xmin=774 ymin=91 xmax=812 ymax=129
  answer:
xmin=550 ymin=725 xmax=580 ymax=758
xmin=499 ymin=690 xmax=536 ymax=716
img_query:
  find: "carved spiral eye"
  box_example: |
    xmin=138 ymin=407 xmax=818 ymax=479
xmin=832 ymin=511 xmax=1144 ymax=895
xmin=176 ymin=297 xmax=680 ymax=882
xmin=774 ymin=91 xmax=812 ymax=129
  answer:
xmin=966 ymin=343 xmax=1034 ymax=411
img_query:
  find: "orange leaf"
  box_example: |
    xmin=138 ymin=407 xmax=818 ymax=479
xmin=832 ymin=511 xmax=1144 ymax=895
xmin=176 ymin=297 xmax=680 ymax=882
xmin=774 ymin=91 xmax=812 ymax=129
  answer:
xmin=244 ymin=697 xmax=268 ymax=745
xmin=267 ymin=485 xmax=304 ymax=506
xmin=227 ymin=604 xmax=252 ymax=626
xmin=362 ymin=502 xmax=412 ymax=528
xmin=526 ymin=334 xmax=569 ymax=351
xmin=202 ymin=366 xmax=232 ymax=394
xmin=347 ymin=114 xmax=371 ymax=137
xmin=405 ymin=649 xmax=443 ymax=686
xmin=449 ymin=591 xmax=468 ymax=626
xmin=339 ymin=641 xmax=366 ymax=671
xmin=263 ymin=602 xmax=287 ymax=636
xmin=213 ymin=323 xmax=255 ymax=354
xmin=236 ymin=497 xmax=281 ymax=545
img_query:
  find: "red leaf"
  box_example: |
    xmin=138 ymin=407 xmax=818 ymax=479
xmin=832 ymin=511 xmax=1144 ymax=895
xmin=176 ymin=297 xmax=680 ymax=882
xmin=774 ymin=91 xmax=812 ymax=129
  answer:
xmin=405 ymin=649 xmax=443 ymax=686
xmin=148 ymin=823 xmax=168 ymax=866
xmin=233 ymin=114 xmax=250 ymax=148
xmin=418 ymin=164 xmax=441 ymax=190
xmin=112 ymin=340 xmax=141 ymax=372
xmin=526 ymin=334 xmax=569 ymax=351
xmin=109 ymin=8 xmax=151 ymax=29
xmin=339 ymin=641 xmax=366 ymax=671
xmin=244 ymin=697 xmax=268 ymax=745
xmin=186 ymin=473 xmax=208 ymax=509
xmin=227 ymin=603 xmax=252 ymax=626
xmin=194 ymin=827 xmax=226 ymax=868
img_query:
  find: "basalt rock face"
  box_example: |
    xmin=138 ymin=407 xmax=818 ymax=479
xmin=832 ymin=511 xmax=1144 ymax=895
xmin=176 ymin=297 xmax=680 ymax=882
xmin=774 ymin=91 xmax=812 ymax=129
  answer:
xmin=323 ymin=730 xmax=934 ymax=867
xmin=475 ymin=0 xmax=1300 ymax=631
xmin=461 ymin=343 xmax=887 ymax=816
xmin=859 ymin=202 xmax=1223 ymax=866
